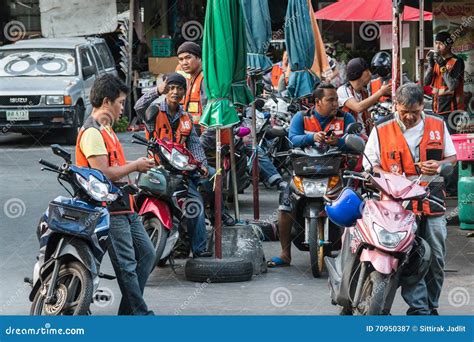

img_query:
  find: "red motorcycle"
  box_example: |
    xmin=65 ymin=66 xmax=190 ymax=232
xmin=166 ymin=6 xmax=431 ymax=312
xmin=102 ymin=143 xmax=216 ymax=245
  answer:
xmin=132 ymin=133 xmax=204 ymax=267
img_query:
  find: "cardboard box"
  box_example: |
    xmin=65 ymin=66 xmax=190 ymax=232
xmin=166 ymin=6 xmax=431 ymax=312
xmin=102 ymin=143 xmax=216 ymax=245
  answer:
xmin=148 ymin=57 xmax=178 ymax=75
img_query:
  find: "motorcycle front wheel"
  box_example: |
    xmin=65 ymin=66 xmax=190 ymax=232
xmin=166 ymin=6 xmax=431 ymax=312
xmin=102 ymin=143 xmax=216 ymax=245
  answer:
xmin=143 ymin=216 xmax=170 ymax=267
xmin=354 ymin=271 xmax=389 ymax=315
xmin=30 ymin=261 xmax=93 ymax=315
xmin=308 ymin=218 xmax=325 ymax=278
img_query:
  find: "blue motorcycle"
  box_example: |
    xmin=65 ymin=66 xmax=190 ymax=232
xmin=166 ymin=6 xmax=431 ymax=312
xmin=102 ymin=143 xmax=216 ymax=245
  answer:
xmin=26 ymin=144 xmax=122 ymax=315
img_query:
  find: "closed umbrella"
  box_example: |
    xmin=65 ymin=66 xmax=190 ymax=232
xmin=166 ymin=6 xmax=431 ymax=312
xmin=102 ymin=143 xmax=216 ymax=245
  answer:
xmin=200 ymin=0 xmax=253 ymax=257
xmin=285 ymin=0 xmax=320 ymax=98
xmin=241 ymin=0 xmax=273 ymax=73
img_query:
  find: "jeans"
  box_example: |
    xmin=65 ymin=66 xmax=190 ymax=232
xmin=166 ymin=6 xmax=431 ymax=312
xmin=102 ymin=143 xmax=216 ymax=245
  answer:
xmin=401 ymin=215 xmax=447 ymax=315
xmin=245 ymin=144 xmax=282 ymax=186
xmin=187 ymin=173 xmax=209 ymax=254
xmin=108 ymin=213 xmax=156 ymax=315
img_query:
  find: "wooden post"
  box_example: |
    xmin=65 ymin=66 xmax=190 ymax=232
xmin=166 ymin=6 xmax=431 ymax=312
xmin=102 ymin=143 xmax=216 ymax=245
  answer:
xmin=126 ymin=0 xmax=134 ymax=121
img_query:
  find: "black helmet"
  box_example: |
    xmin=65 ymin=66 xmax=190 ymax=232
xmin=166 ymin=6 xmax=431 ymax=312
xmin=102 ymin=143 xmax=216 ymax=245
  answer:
xmin=371 ymin=51 xmax=391 ymax=78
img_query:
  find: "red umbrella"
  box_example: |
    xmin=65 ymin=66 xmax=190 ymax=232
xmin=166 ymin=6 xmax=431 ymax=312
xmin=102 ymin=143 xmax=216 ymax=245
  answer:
xmin=314 ymin=0 xmax=432 ymax=21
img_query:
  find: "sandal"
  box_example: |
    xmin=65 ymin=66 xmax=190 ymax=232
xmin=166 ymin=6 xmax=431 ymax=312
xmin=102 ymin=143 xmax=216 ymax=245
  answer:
xmin=267 ymin=256 xmax=290 ymax=268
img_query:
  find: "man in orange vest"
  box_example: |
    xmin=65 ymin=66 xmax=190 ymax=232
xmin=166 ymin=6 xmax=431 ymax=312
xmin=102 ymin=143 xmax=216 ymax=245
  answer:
xmin=425 ymin=31 xmax=465 ymax=197
xmin=337 ymin=57 xmax=392 ymax=135
xmin=135 ymin=72 xmax=214 ymax=257
xmin=76 ymin=74 xmax=156 ymax=315
xmin=364 ymin=83 xmax=457 ymax=315
xmin=268 ymin=83 xmax=357 ymax=267
xmin=425 ymin=31 xmax=465 ymax=127
xmin=270 ymin=50 xmax=289 ymax=90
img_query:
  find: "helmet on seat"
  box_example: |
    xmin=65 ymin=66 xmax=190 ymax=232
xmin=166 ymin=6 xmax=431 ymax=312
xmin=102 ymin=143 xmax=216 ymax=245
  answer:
xmin=370 ymin=51 xmax=391 ymax=78
xmin=325 ymin=187 xmax=364 ymax=227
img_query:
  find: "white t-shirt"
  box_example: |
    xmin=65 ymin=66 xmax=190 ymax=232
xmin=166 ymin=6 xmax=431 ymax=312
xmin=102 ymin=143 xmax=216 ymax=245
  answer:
xmin=337 ymin=83 xmax=367 ymax=134
xmin=363 ymin=113 xmax=457 ymax=171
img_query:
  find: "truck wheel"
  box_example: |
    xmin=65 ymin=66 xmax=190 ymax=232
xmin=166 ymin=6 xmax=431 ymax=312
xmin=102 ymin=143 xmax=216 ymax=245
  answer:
xmin=64 ymin=104 xmax=84 ymax=145
xmin=185 ymin=257 xmax=253 ymax=283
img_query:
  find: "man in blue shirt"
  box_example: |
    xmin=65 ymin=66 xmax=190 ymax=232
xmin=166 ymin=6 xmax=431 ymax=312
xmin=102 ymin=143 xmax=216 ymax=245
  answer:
xmin=268 ymin=83 xmax=356 ymax=267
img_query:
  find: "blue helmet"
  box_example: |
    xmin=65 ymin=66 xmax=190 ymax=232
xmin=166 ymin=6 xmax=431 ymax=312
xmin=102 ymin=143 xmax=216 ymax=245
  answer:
xmin=325 ymin=187 xmax=364 ymax=227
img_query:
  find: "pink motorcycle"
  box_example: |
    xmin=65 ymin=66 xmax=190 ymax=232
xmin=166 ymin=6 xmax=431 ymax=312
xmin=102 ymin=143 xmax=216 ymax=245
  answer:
xmin=325 ymin=148 xmax=453 ymax=315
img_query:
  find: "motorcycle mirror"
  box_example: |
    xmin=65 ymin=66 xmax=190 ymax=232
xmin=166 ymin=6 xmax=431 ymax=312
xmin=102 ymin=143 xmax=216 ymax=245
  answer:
xmin=344 ymin=134 xmax=366 ymax=153
xmin=267 ymin=126 xmax=287 ymax=138
xmin=236 ymin=126 xmax=251 ymax=138
xmin=345 ymin=122 xmax=363 ymax=135
xmin=144 ymin=103 xmax=160 ymax=133
xmin=50 ymin=144 xmax=71 ymax=163
xmin=437 ymin=163 xmax=454 ymax=177
xmin=287 ymin=104 xmax=298 ymax=113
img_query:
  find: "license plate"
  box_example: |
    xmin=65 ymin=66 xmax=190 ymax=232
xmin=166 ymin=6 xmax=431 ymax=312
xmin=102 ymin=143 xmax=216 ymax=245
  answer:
xmin=6 ymin=110 xmax=29 ymax=121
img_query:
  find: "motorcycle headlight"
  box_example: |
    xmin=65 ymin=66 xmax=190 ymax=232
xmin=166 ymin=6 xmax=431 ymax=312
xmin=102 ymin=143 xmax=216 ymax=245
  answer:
xmin=160 ymin=146 xmax=172 ymax=161
xmin=75 ymin=174 xmax=117 ymax=202
xmin=171 ymin=149 xmax=196 ymax=171
xmin=372 ymin=223 xmax=407 ymax=248
xmin=302 ymin=178 xmax=328 ymax=198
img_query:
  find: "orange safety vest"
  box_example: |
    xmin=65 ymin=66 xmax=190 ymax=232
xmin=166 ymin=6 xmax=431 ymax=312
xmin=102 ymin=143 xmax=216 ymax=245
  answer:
xmin=431 ymin=56 xmax=464 ymax=115
xmin=146 ymin=108 xmax=193 ymax=144
xmin=183 ymin=71 xmax=204 ymax=125
xmin=376 ymin=114 xmax=446 ymax=216
xmin=75 ymin=116 xmax=134 ymax=215
xmin=271 ymin=64 xmax=285 ymax=88
xmin=342 ymin=84 xmax=372 ymax=133
xmin=370 ymin=77 xmax=391 ymax=103
xmin=303 ymin=109 xmax=345 ymax=137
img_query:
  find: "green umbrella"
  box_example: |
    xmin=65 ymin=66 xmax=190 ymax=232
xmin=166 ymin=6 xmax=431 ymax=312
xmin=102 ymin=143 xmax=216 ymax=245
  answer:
xmin=199 ymin=0 xmax=253 ymax=258
xmin=200 ymin=0 xmax=253 ymax=129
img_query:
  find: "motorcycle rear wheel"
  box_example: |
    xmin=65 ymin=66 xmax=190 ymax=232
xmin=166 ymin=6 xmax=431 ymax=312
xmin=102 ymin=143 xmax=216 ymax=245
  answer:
xmin=30 ymin=261 xmax=93 ymax=316
xmin=308 ymin=218 xmax=325 ymax=278
xmin=143 ymin=217 xmax=170 ymax=267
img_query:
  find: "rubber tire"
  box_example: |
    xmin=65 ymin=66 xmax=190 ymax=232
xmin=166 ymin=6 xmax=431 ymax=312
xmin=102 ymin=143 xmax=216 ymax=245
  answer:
xmin=185 ymin=257 xmax=253 ymax=283
xmin=143 ymin=217 xmax=169 ymax=267
xmin=355 ymin=271 xmax=389 ymax=315
xmin=30 ymin=261 xmax=93 ymax=316
xmin=308 ymin=218 xmax=324 ymax=278
xmin=64 ymin=104 xmax=84 ymax=145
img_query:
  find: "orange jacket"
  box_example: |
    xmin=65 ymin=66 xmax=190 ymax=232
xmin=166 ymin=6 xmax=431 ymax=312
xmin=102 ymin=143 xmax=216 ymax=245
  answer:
xmin=146 ymin=108 xmax=192 ymax=144
xmin=271 ymin=64 xmax=285 ymax=88
xmin=183 ymin=72 xmax=204 ymax=125
xmin=431 ymin=56 xmax=464 ymax=115
xmin=376 ymin=114 xmax=446 ymax=215
xmin=370 ymin=77 xmax=390 ymax=103
xmin=303 ymin=110 xmax=345 ymax=138
xmin=75 ymin=116 xmax=133 ymax=214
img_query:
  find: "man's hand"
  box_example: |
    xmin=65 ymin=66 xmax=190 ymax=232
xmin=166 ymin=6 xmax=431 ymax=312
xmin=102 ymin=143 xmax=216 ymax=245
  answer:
xmin=313 ymin=131 xmax=326 ymax=143
xmin=134 ymin=157 xmax=155 ymax=172
xmin=157 ymin=81 xmax=169 ymax=95
xmin=200 ymin=165 xmax=209 ymax=177
xmin=420 ymin=160 xmax=440 ymax=176
xmin=379 ymin=83 xmax=392 ymax=96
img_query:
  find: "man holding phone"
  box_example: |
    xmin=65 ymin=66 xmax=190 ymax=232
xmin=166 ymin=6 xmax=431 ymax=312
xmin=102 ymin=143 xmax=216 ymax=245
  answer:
xmin=268 ymin=83 xmax=356 ymax=267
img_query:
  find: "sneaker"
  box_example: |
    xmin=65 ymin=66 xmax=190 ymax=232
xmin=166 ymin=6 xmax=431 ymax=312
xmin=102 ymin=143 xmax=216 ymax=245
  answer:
xmin=193 ymin=251 xmax=213 ymax=258
xmin=222 ymin=212 xmax=235 ymax=226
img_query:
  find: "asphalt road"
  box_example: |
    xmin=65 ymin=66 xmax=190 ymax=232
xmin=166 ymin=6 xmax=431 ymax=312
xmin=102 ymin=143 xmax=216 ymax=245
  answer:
xmin=0 ymin=131 xmax=472 ymax=315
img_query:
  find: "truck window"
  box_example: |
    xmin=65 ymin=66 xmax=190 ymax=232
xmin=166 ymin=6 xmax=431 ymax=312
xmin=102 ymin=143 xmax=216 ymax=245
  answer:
xmin=95 ymin=43 xmax=115 ymax=69
xmin=91 ymin=46 xmax=104 ymax=71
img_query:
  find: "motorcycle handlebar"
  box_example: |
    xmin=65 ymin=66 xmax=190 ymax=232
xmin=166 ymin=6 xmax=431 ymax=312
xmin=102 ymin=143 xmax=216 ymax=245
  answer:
xmin=132 ymin=133 xmax=149 ymax=144
xmin=39 ymin=159 xmax=61 ymax=171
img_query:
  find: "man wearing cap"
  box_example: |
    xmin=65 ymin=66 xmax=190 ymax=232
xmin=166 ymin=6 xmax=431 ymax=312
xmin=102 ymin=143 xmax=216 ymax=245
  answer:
xmin=425 ymin=31 xmax=464 ymax=197
xmin=425 ymin=31 xmax=465 ymax=128
xmin=135 ymin=72 xmax=213 ymax=258
xmin=337 ymin=57 xmax=391 ymax=134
